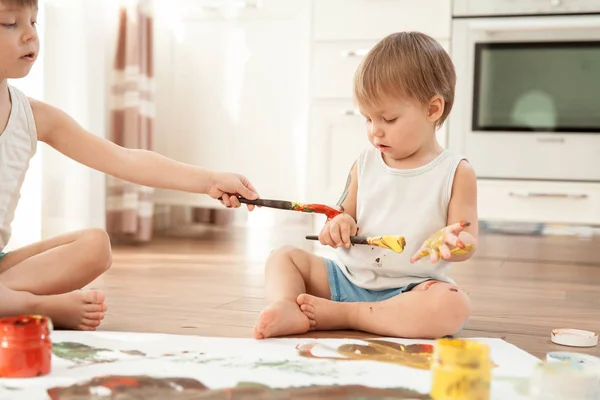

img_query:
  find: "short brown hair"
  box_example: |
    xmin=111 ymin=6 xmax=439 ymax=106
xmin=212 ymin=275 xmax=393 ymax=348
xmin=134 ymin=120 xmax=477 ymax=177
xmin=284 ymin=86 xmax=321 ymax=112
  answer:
xmin=354 ymin=32 xmax=456 ymax=127
xmin=0 ymin=0 xmax=37 ymax=7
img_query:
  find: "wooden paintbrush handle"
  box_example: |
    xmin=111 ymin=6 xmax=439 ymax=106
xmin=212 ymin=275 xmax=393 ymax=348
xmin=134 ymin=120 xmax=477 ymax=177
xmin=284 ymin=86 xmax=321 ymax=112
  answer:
xmin=305 ymin=235 xmax=369 ymax=245
xmin=236 ymin=197 xmax=293 ymax=209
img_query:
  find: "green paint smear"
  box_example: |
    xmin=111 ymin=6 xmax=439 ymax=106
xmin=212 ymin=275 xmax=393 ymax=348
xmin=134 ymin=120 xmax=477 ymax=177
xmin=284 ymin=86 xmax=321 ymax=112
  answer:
xmin=120 ymin=350 xmax=146 ymax=356
xmin=0 ymin=385 xmax=21 ymax=391
xmin=53 ymin=342 xmax=146 ymax=364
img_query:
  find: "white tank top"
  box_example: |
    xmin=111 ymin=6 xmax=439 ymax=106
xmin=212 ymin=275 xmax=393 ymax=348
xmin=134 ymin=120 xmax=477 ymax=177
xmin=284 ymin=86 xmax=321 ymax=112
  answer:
xmin=0 ymin=85 xmax=38 ymax=250
xmin=330 ymin=145 xmax=465 ymax=290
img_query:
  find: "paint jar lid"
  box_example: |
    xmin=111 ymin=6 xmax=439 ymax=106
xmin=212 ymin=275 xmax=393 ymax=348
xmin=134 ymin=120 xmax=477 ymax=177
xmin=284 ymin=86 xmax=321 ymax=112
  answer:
xmin=551 ymin=328 xmax=598 ymax=347
xmin=433 ymin=339 xmax=490 ymax=367
xmin=529 ymin=362 xmax=600 ymax=400
xmin=0 ymin=315 xmax=52 ymax=341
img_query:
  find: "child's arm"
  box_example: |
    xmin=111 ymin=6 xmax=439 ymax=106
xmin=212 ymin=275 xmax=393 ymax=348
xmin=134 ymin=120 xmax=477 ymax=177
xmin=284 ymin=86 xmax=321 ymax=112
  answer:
xmin=318 ymin=161 xmax=359 ymax=248
xmin=410 ymin=160 xmax=478 ymax=263
xmin=446 ymin=160 xmax=478 ymax=262
xmin=335 ymin=160 xmax=358 ymax=221
xmin=30 ymin=99 xmax=258 ymax=207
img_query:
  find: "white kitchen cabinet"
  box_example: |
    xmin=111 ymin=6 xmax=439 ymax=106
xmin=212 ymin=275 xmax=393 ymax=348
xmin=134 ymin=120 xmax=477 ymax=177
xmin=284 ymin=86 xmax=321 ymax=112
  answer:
xmin=153 ymin=1 xmax=310 ymax=208
xmin=307 ymin=102 xmax=370 ymax=204
xmin=311 ymin=41 xmax=378 ymax=100
xmin=313 ymin=0 xmax=451 ymax=41
xmin=477 ymin=180 xmax=600 ymax=225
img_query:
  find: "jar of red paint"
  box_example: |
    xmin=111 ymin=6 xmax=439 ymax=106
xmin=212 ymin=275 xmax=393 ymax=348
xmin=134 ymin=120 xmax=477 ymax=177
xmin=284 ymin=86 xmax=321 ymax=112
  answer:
xmin=0 ymin=315 xmax=52 ymax=378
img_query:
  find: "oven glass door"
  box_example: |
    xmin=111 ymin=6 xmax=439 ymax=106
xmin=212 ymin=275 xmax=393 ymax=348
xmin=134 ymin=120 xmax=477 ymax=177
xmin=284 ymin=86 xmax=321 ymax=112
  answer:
xmin=449 ymin=15 xmax=600 ymax=182
xmin=473 ymin=41 xmax=600 ymax=133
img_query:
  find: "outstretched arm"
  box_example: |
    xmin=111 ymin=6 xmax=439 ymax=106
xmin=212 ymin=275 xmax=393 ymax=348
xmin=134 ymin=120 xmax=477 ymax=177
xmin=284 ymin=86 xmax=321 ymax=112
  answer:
xmin=30 ymin=99 xmax=258 ymax=206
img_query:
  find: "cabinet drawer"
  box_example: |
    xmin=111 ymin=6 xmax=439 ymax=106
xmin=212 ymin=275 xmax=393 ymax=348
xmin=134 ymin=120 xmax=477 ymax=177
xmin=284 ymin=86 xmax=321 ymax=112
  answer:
xmin=313 ymin=0 xmax=451 ymax=41
xmin=312 ymin=39 xmax=450 ymax=99
xmin=477 ymin=180 xmax=600 ymax=225
xmin=311 ymin=41 xmax=376 ymax=99
xmin=171 ymin=0 xmax=302 ymax=21
xmin=453 ymin=0 xmax=600 ymax=17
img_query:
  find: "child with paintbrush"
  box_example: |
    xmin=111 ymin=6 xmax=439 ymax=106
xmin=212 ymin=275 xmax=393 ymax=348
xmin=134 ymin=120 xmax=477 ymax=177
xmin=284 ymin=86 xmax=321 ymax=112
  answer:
xmin=0 ymin=0 xmax=258 ymax=330
xmin=254 ymin=31 xmax=477 ymax=340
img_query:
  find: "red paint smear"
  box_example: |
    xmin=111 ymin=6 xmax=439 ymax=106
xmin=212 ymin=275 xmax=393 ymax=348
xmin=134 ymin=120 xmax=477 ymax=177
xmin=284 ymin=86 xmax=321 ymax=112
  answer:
xmin=422 ymin=281 xmax=440 ymax=291
xmin=100 ymin=377 xmax=141 ymax=389
xmin=307 ymin=204 xmax=342 ymax=219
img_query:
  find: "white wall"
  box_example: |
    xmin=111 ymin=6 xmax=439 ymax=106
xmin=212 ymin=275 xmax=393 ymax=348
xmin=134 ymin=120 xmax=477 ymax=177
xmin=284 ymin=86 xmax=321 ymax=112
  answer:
xmin=40 ymin=0 xmax=119 ymax=238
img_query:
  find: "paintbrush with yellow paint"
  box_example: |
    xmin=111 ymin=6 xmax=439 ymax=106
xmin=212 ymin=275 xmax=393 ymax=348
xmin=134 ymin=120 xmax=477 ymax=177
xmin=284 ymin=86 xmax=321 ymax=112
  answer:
xmin=305 ymin=235 xmax=406 ymax=253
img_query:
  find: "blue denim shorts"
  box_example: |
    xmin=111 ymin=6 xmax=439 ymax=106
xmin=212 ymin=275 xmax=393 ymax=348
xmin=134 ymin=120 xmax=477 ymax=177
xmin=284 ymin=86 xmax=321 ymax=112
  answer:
xmin=0 ymin=252 xmax=6 ymax=261
xmin=323 ymin=257 xmax=469 ymax=333
xmin=324 ymin=257 xmax=431 ymax=303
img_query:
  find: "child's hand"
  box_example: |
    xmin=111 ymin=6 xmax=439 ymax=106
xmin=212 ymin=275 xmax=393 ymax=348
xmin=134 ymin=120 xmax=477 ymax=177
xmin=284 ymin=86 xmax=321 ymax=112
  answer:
xmin=208 ymin=172 xmax=259 ymax=210
xmin=410 ymin=221 xmax=472 ymax=264
xmin=318 ymin=214 xmax=358 ymax=249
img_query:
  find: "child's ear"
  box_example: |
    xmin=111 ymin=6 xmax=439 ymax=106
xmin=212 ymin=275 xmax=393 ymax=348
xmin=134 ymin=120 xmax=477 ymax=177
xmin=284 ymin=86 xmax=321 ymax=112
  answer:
xmin=426 ymin=95 xmax=444 ymax=123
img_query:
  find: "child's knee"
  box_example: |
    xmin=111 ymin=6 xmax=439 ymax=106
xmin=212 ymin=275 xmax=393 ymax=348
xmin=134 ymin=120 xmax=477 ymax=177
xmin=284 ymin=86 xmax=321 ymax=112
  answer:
xmin=267 ymin=245 xmax=300 ymax=262
xmin=435 ymin=286 xmax=471 ymax=334
xmin=80 ymin=229 xmax=112 ymax=273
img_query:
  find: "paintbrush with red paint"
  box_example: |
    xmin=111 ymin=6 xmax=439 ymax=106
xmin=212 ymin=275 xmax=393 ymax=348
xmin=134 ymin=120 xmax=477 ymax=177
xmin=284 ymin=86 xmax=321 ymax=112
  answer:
xmin=236 ymin=197 xmax=343 ymax=220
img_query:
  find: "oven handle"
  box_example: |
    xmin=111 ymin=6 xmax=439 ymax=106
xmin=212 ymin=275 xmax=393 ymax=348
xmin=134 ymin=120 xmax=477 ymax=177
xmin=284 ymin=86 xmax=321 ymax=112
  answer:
xmin=341 ymin=49 xmax=370 ymax=58
xmin=468 ymin=17 xmax=600 ymax=33
xmin=509 ymin=191 xmax=588 ymax=200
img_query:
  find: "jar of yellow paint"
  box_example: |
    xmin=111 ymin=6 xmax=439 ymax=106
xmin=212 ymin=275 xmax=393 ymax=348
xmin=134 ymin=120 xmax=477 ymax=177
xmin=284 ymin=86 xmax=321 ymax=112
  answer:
xmin=430 ymin=339 xmax=491 ymax=400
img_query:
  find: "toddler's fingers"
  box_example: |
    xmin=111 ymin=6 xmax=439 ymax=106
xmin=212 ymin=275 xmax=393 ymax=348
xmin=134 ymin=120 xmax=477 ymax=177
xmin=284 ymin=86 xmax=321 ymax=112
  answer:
xmin=429 ymin=249 xmax=438 ymax=264
xmin=444 ymin=234 xmax=460 ymax=248
xmin=340 ymin=223 xmax=352 ymax=248
xmin=410 ymin=246 xmax=427 ymax=263
xmin=449 ymin=220 xmax=470 ymax=235
xmin=329 ymin=221 xmax=343 ymax=247
xmin=246 ymin=203 xmax=255 ymax=211
xmin=439 ymin=243 xmax=452 ymax=260
xmin=319 ymin=229 xmax=333 ymax=247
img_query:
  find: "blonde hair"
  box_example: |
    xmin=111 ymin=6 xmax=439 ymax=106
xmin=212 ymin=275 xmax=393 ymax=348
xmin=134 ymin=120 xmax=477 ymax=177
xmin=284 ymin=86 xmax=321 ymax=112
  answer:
xmin=354 ymin=32 xmax=456 ymax=127
xmin=0 ymin=0 xmax=37 ymax=7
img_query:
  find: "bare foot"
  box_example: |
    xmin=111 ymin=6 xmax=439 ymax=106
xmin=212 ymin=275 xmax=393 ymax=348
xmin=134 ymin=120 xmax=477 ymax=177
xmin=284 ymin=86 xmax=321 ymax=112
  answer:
xmin=297 ymin=294 xmax=353 ymax=331
xmin=253 ymin=299 xmax=310 ymax=339
xmin=34 ymin=290 xmax=107 ymax=331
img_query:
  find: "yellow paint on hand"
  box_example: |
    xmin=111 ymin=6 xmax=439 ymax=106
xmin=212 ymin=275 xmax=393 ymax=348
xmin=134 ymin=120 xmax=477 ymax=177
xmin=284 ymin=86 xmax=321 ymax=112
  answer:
xmin=417 ymin=228 xmax=474 ymax=259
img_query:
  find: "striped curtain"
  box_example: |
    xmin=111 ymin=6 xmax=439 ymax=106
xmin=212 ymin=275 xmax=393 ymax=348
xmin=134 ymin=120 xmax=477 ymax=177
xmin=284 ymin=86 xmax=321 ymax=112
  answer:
xmin=106 ymin=0 xmax=155 ymax=243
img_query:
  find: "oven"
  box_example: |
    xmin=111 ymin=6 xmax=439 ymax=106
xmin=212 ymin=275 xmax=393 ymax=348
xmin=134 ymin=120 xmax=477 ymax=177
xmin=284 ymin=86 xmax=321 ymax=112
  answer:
xmin=449 ymin=0 xmax=600 ymax=182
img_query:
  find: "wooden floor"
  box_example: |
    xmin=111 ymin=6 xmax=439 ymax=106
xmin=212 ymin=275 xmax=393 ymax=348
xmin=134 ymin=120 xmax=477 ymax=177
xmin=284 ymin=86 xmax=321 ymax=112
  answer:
xmin=90 ymin=219 xmax=600 ymax=360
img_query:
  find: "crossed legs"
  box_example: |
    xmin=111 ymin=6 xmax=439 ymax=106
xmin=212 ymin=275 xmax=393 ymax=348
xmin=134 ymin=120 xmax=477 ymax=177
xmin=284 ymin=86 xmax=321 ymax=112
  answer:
xmin=254 ymin=246 xmax=470 ymax=339
xmin=0 ymin=229 xmax=112 ymax=330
